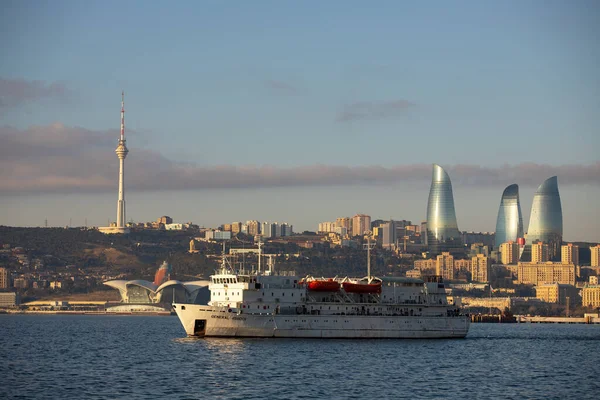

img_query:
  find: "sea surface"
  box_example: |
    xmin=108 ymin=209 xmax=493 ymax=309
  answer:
xmin=1 ymin=315 xmax=599 ymax=400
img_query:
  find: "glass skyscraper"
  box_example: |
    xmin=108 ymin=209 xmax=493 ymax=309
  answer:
xmin=495 ymin=184 xmax=524 ymax=248
xmin=521 ymin=176 xmax=563 ymax=261
xmin=426 ymin=164 xmax=464 ymax=256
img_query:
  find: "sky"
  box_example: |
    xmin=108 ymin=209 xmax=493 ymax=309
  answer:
xmin=0 ymin=0 xmax=599 ymax=241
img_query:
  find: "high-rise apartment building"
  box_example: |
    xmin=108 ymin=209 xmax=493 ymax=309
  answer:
xmin=495 ymin=184 xmax=524 ymax=248
xmin=261 ymin=222 xmax=274 ymax=238
xmin=471 ymin=254 xmax=490 ymax=283
xmin=522 ymin=176 xmax=563 ymax=261
xmin=231 ymin=222 xmax=242 ymax=234
xmin=436 ymin=252 xmax=455 ymax=281
xmin=352 ymin=214 xmax=371 ymax=237
xmin=590 ymin=245 xmax=600 ymax=267
xmin=246 ymin=220 xmax=260 ymax=236
xmin=318 ymin=222 xmax=337 ymax=233
xmin=0 ymin=267 xmax=8 ymax=289
xmin=426 ymin=164 xmax=463 ymax=256
xmin=499 ymin=241 xmax=519 ymax=265
xmin=336 ymin=217 xmax=351 ymax=233
xmin=531 ymin=242 xmax=550 ymax=264
xmin=561 ymin=243 xmax=579 ymax=266
xmin=381 ymin=221 xmax=396 ymax=250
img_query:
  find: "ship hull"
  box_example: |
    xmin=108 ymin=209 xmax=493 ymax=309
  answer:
xmin=173 ymin=305 xmax=470 ymax=339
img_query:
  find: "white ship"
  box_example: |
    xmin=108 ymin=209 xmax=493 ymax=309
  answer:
xmin=173 ymin=243 xmax=470 ymax=339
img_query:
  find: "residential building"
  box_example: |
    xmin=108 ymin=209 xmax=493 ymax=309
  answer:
xmin=471 ymin=254 xmax=490 ymax=282
xmin=336 ymin=217 xmax=352 ymax=233
xmin=414 ymin=259 xmax=436 ymax=272
xmin=535 ymin=283 xmax=579 ymax=305
xmin=561 ymin=243 xmax=579 ymax=266
xmin=352 ymin=214 xmax=371 ymax=237
xmin=381 ymin=221 xmax=396 ymax=250
xmin=436 ymin=252 xmax=455 ymax=281
xmin=0 ymin=267 xmax=8 ymax=289
xmin=246 ymin=220 xmax=260 ymax=236
xmin=157 ymin=216 xmax=173 ymax=224
xmin=318 ymin=221 xmax=337 ymax=233
xmin=500 ymin=241 xmax=519 ymax=265
xmin=426 ymin=164 xmax=463 ymax=256
xmin=590 ymin=245 xmax=600 ymax=267
xmin=517 ymin=262 xmax=576 ymax=285
xmin=454 ymin=259 xmax=472 ymax=274
xmin=231 ymin=222 xmax=242 ymax=234
xmin=531 ymin=242 xmax=550 ymax=264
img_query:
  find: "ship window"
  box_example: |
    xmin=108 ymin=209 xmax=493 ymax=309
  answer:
xmin=282 ymin=293 xmax=285 ymax=296
xmin=291 ymin=293 xmax=294 ymax=297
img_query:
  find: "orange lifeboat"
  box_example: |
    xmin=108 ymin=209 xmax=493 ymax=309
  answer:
xmin=307 ymin=280 xmax=340 ymax=292
xmin=342 ymin=282 xmax=382 ymax=294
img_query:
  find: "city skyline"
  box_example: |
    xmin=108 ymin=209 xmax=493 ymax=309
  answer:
xmin=1 ymin=1 xmax=599 ymax=241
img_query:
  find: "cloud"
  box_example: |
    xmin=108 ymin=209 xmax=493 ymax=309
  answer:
xmin=337 ymin=100 xmax=416 ymax=122
xmin=0 ymin=78 xmax=71 ymax=109
xmin=1 ymin=124 xmax=598 ymax=195
xmin=265 ymin=80 xmax=299 ymax=95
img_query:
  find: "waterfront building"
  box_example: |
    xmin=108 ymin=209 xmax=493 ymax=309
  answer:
xmin=471 ymin=254 xmax=490 ymax=283
xmin=591 ymin=245 xmax=600 ymax=267
xmin=0 ymin=292 xmax=19 ymax=307
xmin=0 ymin=267 xmax=8 ymax=289
xmin=495 ymin=184 xmax=524 ymax=249
xmin=521 ymin=176 xmax=563 ymax=261
xmin=499 ymin=241 xmax=519 ymax=265
xmin=561 ymin=244 xmax=579 ymax=266
xmin=582 ymin=285 xmax=600 ymax=308
xmin=352 ymin=214 xmax=371 ymax=237
xmin=532 ymin=242 xmax=550 ymax=264
xmin=436 ymin=252 xmax=455 ymax=281
xmin=535 ymin=283 xmax=579 ymax=305
xmin=517 ymin=262 xmax=576 ymax=285
xmin=426 ymin=164 xmax=463 ymax=256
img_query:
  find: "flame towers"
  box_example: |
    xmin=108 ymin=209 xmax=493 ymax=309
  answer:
xmin=521 ymin=176 xmax=563 ymax=261
xmin=495 ymin=184 xmax=524 ymax=247
xmin=426 ymin=164 xmax=464 ymax=256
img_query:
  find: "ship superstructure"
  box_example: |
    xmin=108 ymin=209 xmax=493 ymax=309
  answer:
xmin=173 ymin=244 xmax=470 ymax=339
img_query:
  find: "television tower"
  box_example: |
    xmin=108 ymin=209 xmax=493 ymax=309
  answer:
xmin=115 ymin=91 xmax=129 ymax=228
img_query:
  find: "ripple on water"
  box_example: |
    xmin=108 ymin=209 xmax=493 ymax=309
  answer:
xmin=1 ymin=316 xmax=599 ymax=399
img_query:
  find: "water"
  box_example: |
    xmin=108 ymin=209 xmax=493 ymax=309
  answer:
xmin=1 ymin=315 xmax=599 ymax=399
